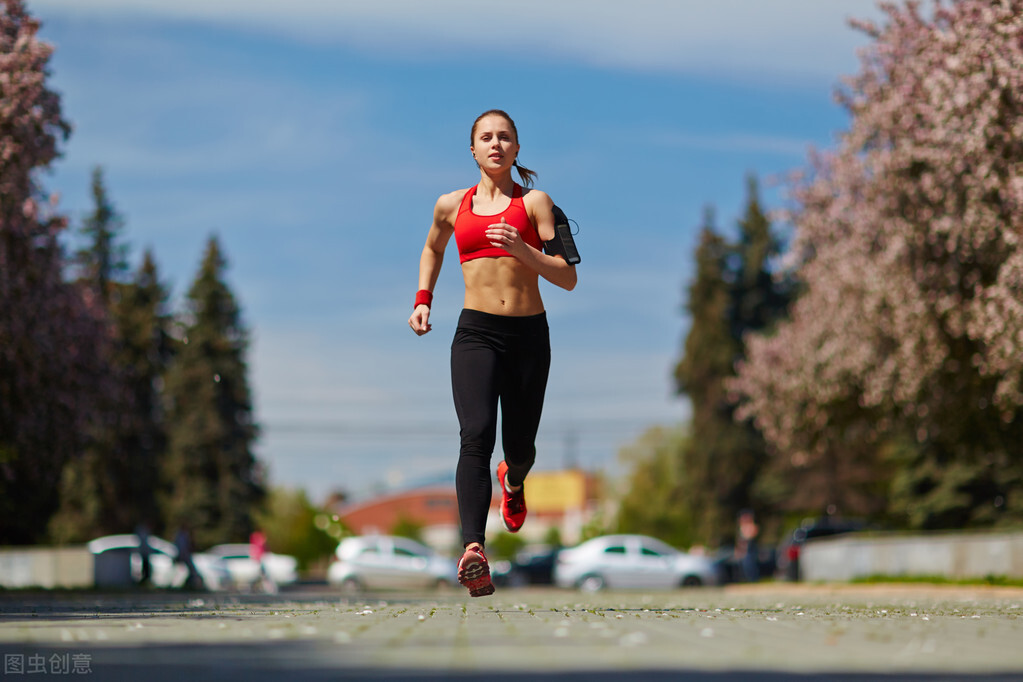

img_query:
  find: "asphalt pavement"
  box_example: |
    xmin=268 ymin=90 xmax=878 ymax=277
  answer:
xmin=1 ymin=583 xmax=1022 ymax=681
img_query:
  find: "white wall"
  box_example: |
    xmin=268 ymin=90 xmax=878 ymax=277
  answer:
xmin=801 ymin=531 xmax=1023 ymax=582
xmin=0 ymin=546 xmax=94 ymax=588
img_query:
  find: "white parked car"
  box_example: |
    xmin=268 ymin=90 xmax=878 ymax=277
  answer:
xmin=198 ymin=543 xmax=299 ymax=589
xmin=554 ymin=534 xmax=719 ymax=592
xmin=88 ymin=534 xmax=229 ymax=590
xmin=328 ymin=535 xmax=457 ymax=593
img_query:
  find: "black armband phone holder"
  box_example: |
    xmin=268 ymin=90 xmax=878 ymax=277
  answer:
xmin=545 ymin=204 xmax=581 ymax=265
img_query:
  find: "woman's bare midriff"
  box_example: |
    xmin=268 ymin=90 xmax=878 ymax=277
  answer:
xmin=461 ymin=257 xmax=544 ymax=316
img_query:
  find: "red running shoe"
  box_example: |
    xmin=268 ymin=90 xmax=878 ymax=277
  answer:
xmin=497 ymin=460 xmax=527 ymax=533
xmin=457 ymin=546 xmax=495 ymax=597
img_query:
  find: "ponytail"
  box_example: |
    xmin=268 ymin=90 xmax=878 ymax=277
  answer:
xmin=514 ymin=160 xmax=536 ymax=188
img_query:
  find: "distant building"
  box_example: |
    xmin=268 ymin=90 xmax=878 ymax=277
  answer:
xmin=328 ymin=469 xmax=602 ymax=554
xmin=519 ymin=469 xmax=601 ymax=546
xmin=331 ymin=486 xmax=460 ymax=551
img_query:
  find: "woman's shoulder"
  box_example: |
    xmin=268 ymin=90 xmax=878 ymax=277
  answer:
xmin=520 ymin=187 xmax=553 ymax=209
xmin=436 ymin=187 xmax=473 ymax=211
xmin=433 ymin=187 xmax=473 ymax=225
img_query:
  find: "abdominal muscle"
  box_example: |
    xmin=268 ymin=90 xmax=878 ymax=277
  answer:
xmin=461 ymin=257 xmax=544 ymax=316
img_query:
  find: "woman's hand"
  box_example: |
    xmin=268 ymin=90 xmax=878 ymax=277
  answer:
xmin=486 ymin=217 xmax=527 ymax=258
xmin=485 ymin=212 xmax=577 ymax=291
xmin=409 ymin=304 xmax=432 ymax=336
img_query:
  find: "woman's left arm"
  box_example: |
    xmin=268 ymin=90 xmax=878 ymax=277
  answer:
xmin=485 ymin=191 xmax=577 ymax=291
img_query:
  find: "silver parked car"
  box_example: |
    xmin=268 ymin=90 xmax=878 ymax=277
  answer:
xmin=553 ymin=534 xmax=718 ymax=592
xmin=198 ymin=543 xmax=299 ymax=590
xmin=328 ymin=535 xmax=457 ymax=593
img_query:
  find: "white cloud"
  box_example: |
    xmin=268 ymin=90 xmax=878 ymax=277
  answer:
xmin=32 ymin=0 xmax=886 ymax=83
xmin=52 ymin=54 xmax=369 ymax=178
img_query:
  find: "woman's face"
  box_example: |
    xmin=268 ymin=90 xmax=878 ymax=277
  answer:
xmin=471 ymin=114 xmax=519 ymax=173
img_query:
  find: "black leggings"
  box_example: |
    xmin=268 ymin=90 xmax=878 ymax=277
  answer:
xmin=450 ymin=309 xmax=551 ymax=548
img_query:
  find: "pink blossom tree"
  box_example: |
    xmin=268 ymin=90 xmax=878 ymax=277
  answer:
xmin=0 ymin=0 xmax=109 ymax=543
xmin=731 ymin=0 xmax=1023 ymax=528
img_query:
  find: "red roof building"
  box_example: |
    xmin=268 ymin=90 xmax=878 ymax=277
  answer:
xmin=329 ymin=470 xmax=604 ymax=553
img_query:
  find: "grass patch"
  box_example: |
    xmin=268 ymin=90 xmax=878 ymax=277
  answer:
xmin=851 ymin=574 xmax=1023 ymax=588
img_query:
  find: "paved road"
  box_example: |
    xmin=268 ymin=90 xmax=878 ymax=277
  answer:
xmin=1 ymin=583 xmax=1022 ymax=681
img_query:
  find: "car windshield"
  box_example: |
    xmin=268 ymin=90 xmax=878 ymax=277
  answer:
xmin=639 ymin=538 xmax=678 ymax=556
xmin=393 ymin=539 xmax=430 ymax=556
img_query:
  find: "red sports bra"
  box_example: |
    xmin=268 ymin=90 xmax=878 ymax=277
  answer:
xmin=453 ymin=184 xmax=542 ymax=264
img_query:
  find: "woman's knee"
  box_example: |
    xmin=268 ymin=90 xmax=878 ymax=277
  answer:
xmin=502 ymin=441 xmax=536 ymax=471
xmin=459 ymin=433 xmax=495 ymax=462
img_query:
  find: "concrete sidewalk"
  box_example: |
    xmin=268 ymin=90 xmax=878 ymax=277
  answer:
xmin=1 ymin=583 xmax=1022 ymax=681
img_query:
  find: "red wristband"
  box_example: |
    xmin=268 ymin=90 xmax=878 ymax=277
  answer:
xmin=414 ymin=289 xmax=433 ymax=309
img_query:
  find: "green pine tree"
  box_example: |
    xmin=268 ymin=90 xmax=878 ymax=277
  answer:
xmin=731 ymin=176 xmax=791 ymax=339
xmin=673 ymin=208 xmax=736 ymax=545
xmin=721 ymin=176 xmax=793 ymax=530
xmin=50 ymin=178 xmax=174 ymax=541
xmin=75 ymin=167 xmax=129 ymax=304
xmin=112 ymin=251 xmax=175 ymax=530
xmin=673 ymin=177 xmax=793 ymax=546
xmin=50 ymin=167 xmax=130 ymax=542
xmin=161 ymin=236 xmax=263 ymax=548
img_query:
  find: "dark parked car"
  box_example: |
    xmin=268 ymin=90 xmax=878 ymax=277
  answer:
xmin=713 ymin=545 xmax=778 ymax=584
xmin=492 ymin=545 xmax=560 ymax=587
xmin=776 ymin=518 xmax=867 ymax=581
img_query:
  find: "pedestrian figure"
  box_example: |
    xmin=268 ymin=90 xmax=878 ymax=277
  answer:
xmin=174 ymin=525 xmax=204 ymax=590
xmin=134 ymin=523 xmax=153 ymax=586
xmin=250 ymin=530 xmax=277 ymax=594
xmin=736 ymin=509 xmax=760 ymax=582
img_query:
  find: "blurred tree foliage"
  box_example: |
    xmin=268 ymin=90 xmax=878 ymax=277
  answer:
xmin=614 ymin=179 xmax=793 ymax=549
xmin=50 ymin=171 xmax=175 ymax=541
xmin=160 ymin=236 xmax=264 ymax=548
xmin=0 ymin=1 xmax=109 ymax=544
xmin=390 ymin=515 xmax=425 ymax=544
xmin=542 ymin=526 xmax=562 ymax=548
xmin=614 ymin=425 xmax=697 ymax=549
xmin=115 ymin=252 xmax=176 ymax=529
xmin=486 ymin=531 xmax=526 ymax=561
xmin=2 ymin=0 xmax=268 ymax=546
xmin=255 ymin=487 xmax=338 ymax=572
xmin=732 ymin=1 xmax=1023 ymax=530
xmin=74 ymin=167 xmax=130 ymax=302
xmin=670 ymin=177 xmax=793 ymax=546
xmin=625 ymin=2 xmax=1023 ymax=539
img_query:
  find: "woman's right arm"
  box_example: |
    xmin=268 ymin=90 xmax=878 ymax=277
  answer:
xmin=409 ymin=194 xmax=457 ymax=336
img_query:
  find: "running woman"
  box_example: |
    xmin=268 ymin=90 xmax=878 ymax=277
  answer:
xmin=408 ymin=109 xmax=577 ymax=597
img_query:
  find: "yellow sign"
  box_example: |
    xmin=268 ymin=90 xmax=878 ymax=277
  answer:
xmin=525 ymin=471 xmax=586 ymax=513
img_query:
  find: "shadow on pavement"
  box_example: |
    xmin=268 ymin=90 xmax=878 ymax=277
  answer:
xmin=0 ymin=642 xmax=1018 ymax=682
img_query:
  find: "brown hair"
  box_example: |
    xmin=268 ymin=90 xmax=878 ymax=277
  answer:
xmin=470 ymin=109 xmax=537 ymax=188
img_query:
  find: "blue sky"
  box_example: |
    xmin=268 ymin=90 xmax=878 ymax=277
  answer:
xmin=30 ymin=0 xmax=885 ymax=503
